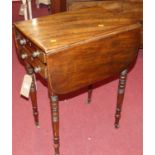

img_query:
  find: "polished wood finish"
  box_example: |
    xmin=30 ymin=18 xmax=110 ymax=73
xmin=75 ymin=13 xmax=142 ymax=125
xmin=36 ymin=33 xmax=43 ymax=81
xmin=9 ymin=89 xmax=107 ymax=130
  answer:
xmin=115 ymin=69 xmax=128 ymax=128
xmin=47 ymin=27 xmax=140 ymax=94
xmin=14 ymin=7 xmax=141 ymax=54
xmin=14 ymin=7 xmax=141 ymax=155
xmin=68 ymin=1 xmax=143 ymax=45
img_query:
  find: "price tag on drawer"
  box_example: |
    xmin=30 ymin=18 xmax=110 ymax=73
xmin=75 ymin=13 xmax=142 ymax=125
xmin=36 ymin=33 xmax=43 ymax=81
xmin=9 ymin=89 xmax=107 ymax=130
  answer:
xmin=20 ymin=74 xmax=32 ymax=98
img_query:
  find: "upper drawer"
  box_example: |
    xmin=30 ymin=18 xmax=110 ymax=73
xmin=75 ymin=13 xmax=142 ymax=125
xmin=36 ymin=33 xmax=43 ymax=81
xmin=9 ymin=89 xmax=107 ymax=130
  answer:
xmin=15 ymin=30 xmax=47 ymax=64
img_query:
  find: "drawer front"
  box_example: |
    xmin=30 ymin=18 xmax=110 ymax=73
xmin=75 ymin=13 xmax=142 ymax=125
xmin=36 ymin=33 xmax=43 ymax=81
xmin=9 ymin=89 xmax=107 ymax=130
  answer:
xmin=16 ymin=30 xmax=47 ymax=64
xmin=20 ymin=46 xmax=48 ymax=79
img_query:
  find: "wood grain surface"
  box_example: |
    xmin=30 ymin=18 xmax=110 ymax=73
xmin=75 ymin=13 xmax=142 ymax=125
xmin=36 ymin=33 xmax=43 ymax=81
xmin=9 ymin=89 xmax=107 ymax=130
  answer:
xmin=47 ymin=28 xmax=141 ymax=94
xmin=14 ymin=6 xmax=142 ymax=54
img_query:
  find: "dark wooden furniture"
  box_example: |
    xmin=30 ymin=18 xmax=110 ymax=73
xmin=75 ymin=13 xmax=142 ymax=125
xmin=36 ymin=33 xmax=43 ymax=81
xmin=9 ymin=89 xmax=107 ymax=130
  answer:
xmin=14 ymin=7 xmax=141 ymax=155
xmin=50 ymin=0 xmax=66 ymax=13
xmin=50 ymin=0 xmax=143 ymax=13
xmin=68 ymin=1 xmax=142 ymax=11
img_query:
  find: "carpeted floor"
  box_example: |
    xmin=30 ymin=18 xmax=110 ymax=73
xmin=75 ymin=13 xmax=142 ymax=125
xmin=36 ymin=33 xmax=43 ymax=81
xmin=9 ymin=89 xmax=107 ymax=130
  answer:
xmin=12 ymin=1 xmax=143 ymax=155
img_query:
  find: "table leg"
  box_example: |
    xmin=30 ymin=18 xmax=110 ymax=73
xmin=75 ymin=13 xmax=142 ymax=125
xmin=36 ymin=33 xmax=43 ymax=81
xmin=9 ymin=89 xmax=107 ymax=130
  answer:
xmin=26 ymin=65 xmax=39 ymax=127
xmin=114 ymin=69 xmax=128 ymax=128
xmin=87 ymin=85 xmax=93 ymax=104
xmin=50 ymin=95 xmax=60 ymax=155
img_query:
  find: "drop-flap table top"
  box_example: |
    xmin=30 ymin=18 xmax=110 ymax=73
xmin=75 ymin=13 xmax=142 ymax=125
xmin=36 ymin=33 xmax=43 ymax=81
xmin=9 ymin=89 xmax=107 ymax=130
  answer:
xmin=14 ymin=7 xmax=141 ymax=54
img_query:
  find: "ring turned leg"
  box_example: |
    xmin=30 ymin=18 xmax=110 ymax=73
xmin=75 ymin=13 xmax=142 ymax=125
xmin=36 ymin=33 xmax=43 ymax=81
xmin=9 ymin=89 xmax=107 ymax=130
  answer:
xmin=50 ymin=95 xmax=60 ymax=155
xmin=114 ymin=69 xmax=128 ymax=129
xmin=87 ymin=85 xmax=93 ymax=104
xmin=26 ymin=65 xmax=39 ymax=127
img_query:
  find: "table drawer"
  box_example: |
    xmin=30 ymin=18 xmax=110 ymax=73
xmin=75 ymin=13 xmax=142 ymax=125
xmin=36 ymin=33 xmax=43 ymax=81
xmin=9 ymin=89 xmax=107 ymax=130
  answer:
xmin=20 ymin=46 xmax=48 ymax=79
xmin=16 ymin=30 xmax=47 ymax=64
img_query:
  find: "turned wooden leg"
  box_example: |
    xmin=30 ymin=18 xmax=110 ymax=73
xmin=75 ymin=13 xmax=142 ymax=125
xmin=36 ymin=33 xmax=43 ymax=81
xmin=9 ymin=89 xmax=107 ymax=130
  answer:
xmin=26 ymin=65 xmax=39 ymax=127
xmin=87 ymin=85 xmax=93 ymax=104
xmin=30 ymin=74 xmax=39 ymax=127
xmin=114 ymin=69 xmax=128 ymax=128
xmin=50 ymin=95 xmax=60 ymax=155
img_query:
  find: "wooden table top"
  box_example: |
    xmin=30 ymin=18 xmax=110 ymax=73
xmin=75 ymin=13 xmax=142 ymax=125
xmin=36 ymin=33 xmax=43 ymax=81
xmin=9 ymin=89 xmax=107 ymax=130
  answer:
xmin=14 ymin=7 xmax=141 ymax=54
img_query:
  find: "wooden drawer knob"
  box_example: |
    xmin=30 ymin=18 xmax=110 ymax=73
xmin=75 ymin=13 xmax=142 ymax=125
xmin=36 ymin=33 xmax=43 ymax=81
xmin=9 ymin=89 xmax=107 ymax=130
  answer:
xmin=32 ymin=50 xmax=41 ymax=58
xmin=21 ymin=53 xmax=28 ymax=59
xmin=19 ymin=38 xmax=27 ymax=46
xmin=34 ymin=66 xmax=41 ymax=73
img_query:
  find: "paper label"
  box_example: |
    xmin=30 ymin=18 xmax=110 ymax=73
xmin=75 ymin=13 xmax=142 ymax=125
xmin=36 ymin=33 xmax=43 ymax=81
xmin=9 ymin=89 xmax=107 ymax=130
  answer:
xmin=20 ymin=74 xmax=32 ymax=98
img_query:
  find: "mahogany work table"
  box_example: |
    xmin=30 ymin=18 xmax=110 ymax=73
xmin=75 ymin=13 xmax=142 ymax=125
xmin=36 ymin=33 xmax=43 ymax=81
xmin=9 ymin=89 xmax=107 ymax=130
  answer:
xmin=14 ymin=7 xmax=141 ymax=155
